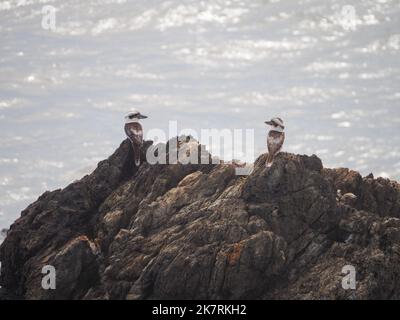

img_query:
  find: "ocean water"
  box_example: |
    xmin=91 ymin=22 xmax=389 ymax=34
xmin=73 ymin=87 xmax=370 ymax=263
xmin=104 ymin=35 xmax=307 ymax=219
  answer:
xmin=0 ymin=0 xmax=399 ymax=232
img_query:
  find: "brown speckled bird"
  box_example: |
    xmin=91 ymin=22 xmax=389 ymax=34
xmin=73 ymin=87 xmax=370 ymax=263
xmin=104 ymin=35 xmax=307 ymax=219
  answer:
xmin=265 ymin=117 xmax=285 ymax=167
xmin=124 ymin=109 xmax=147 ymax=166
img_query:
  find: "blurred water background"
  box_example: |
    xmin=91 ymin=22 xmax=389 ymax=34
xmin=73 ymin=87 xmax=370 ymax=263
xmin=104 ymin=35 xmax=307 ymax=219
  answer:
xmin=0 ymin=0 xmax=399 ymax=234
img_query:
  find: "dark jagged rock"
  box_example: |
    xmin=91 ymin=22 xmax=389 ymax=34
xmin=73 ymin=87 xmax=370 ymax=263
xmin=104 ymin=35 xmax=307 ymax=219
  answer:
xmin=1 ymin=140 xmax=400 ymax=300
xmin=0 ymin=229 xmax=7 ymax=242
xmin=323 ymin=168 xmax=400 ymax=218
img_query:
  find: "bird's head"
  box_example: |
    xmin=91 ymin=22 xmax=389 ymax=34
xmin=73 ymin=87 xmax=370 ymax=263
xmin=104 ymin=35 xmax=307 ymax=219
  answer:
xmin=265 ymin=117 xmax=285 ymax=132
xmin=125 ymin=109 xmax=148 ymax=123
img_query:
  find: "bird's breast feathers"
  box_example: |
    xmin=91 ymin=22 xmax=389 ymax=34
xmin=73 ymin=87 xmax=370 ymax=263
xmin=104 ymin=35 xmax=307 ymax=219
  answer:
xmin=267 ymin=131 xmax=285 ymax=145
xmin=131 ymin=128 xmax=142 ymax=135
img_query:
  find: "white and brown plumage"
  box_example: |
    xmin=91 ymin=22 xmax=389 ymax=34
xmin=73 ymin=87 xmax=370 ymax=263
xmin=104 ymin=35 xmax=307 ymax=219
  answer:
xmin=265 ymin=117 xmax=285 ymax=167
xmin=124 ymin=109 xmax=148 ymax=166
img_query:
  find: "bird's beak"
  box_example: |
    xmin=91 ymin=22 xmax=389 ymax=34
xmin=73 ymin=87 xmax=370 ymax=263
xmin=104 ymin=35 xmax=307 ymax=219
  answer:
xmin=138 ymin=114 xmax=148 ymax=119
xmin=265 ymin=121 xmax=273 ymax=125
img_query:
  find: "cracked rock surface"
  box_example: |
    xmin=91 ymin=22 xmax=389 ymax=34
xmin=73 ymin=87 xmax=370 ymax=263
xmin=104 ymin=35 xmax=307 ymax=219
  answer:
xmin=1 ymin=139 xmax=400 ymax=299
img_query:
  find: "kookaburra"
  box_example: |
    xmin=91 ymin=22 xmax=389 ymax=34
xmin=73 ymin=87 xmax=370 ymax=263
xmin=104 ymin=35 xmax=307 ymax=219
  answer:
xmin=124 ymin=109 xmax=148 ymax=166
xmin=265 ymin=117 xmax=285 ymax=167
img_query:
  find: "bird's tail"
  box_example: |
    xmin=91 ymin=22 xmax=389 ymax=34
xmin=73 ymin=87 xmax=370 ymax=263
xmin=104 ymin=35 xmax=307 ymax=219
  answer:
xmin=266 ymin=153 xmax=274 ymax=168
xmin=132 ymin=143 xmax=141 ymax=167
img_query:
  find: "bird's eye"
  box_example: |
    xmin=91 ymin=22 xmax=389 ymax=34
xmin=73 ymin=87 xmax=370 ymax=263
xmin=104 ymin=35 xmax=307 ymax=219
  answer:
xmin=129 ymin=113 xmax=139 ymax=119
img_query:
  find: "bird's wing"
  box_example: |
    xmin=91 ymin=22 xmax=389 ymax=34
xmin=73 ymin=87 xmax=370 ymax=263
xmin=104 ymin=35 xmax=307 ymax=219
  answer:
xmin=277 ymin=132 xmax=285 ymax=152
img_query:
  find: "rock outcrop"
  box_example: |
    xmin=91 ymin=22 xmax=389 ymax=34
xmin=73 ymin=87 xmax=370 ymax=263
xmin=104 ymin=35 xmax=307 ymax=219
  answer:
xmin=1 ymin=139 xmax=400 ymax=300
xmin=0 ymin=229 xmax=6 ymax=243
